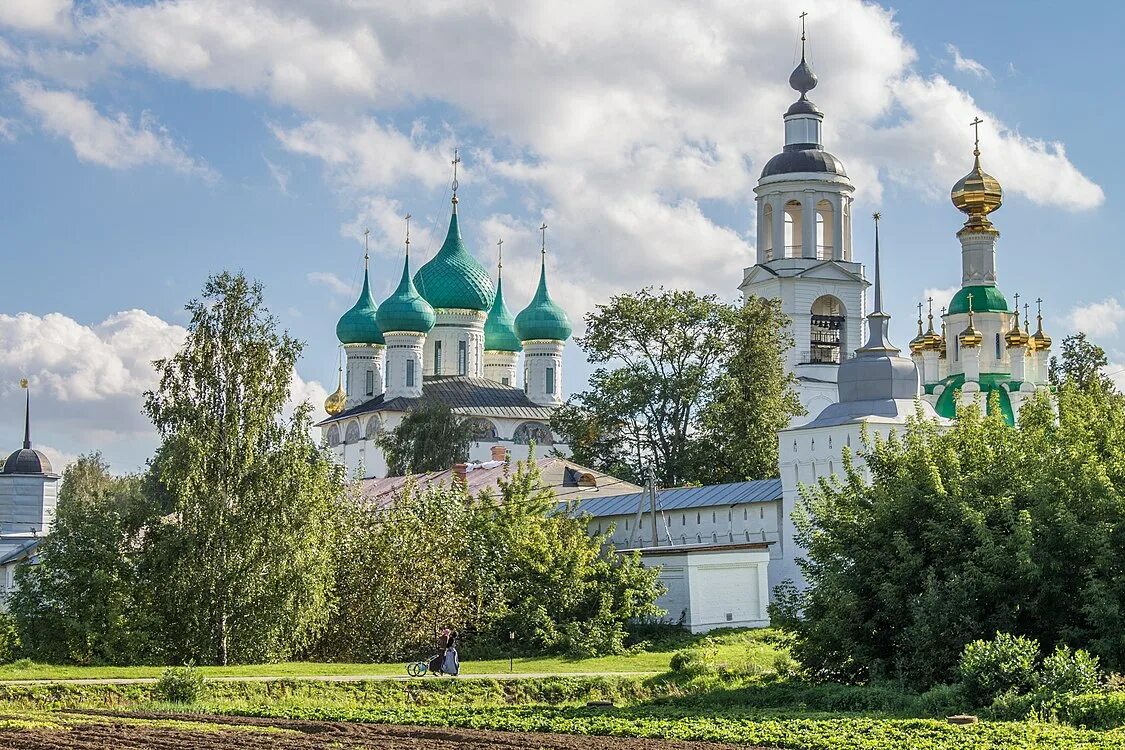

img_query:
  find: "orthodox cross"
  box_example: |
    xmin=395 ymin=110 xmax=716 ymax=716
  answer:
xmin=1013 ymin=292 xmax=1021 ymax=321
xmin=927 ymin=296 xmax=935 ymax=317
xmin=1036 ymin=297 xmax=1044 ymax=322
xmin=497 ymin=237 xmax=504 ymax=270
xmin=1024 ymin=302 xmax=1030 ymax=329
xmin=966 ymin=291 xmax=975 ymax=316
xmin=404 ymin=213 xmax=412 ymax=255
xmin=363 ymin=227 xmax=370 ymax=264
xmin=450 ymin=148 xmax=461 ymax=200
xmin=799 ymin=11 xmax=808 ymax=52
xmin=917 ymin=302 xmax=924 ymax=324
xmin=970 ymin=116 xmax=984 ymax=153
xmin=539 ymin=223 xmax=548 ymax=256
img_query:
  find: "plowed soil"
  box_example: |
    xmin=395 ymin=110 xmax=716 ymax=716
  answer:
xmin=0 ymin=712 xmax=767 ymax=750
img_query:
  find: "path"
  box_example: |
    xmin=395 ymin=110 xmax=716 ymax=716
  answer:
xmin=0 ymin=670 xmax=657 ymax=686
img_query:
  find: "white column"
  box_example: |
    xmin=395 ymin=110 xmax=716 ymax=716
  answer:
xmin=484 ymin=350 xmax=519 ymax=386
xmin=911 ymin=353 xmax=925 ymax=384
xmin=756 ymin=196 xmax=768 ymax=263
xmin=1009 ymin=346 xmax=1026 ymax=382
xmin=344 ymin=344 xmax=386 ymax=408
xmin=831 ymin=194 xmax=844 ymax=261
xmin=384 ymin=332 xmax=426 ymax=400
xmin=802 ymin=194 xmax=816 ymax=259
xmin=922 ymin=350 xmax=940 ymax=386
xmin=524 ymin=340 xmax=565 ymax=406
xmin=770 ymin=195 xmax=785 ymax=262
xmin=962 ymin=346 xmax=981 ymax=383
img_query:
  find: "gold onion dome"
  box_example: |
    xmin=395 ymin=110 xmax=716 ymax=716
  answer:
xmin=324 ymin=364 xmax=346 ymax=416
xmin=1004 ymin=294 xmax=1029 ymax=349
xmin=951 ymin=118 xmax=1003 ymax=233
xmin=1030 ymin=300 xmax=1052 ymax=351
xmin=939 ymin=314 xmax=948 ymax=358
xmin=958 ymin=295 xmax=983 ymax=349
xmin=909 ymin=304 xmax=927 ymax=355
xmin=922 ymin=301 xmax=943 ymax=351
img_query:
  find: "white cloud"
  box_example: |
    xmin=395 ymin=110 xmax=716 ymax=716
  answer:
xmin=923 ymin=286 xmax=960 ymax=316
xmin=0 ymin=116 xmax=16 ymax=141
xmin=13 ymin=81 xmax=217 ymax=179
xmin=0 ymin=0 xmax=72 ymax=34
xmin=1067 ymin=298 xmax=1125 ymax=338
xmin=263 ymin=156 xmax=290 ymax=194
xmin=307 ymin=271 xmax=354 ymax=298
xmin=946 ymin=43 xmax=991 ymax=79
xmin=1106 ymin=362 xmax=1125 ymax=393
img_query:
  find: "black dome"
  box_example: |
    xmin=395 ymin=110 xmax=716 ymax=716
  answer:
xmin=785 ymin=97 xmax=821 ymax=117
xmin=3 ymin=448 xmax=52 ymax=475
xmin=760 ymin=148 xmax=847 ymax=179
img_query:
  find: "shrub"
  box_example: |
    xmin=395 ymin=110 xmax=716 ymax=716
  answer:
xmin=914 ymin=683 xmax=967 ymax=717
xmin=1055 ymin=691 xmax=1125 ymax=730
xmin=0 ymin=613 xmax=20 ymax=663
xmin=154 ymin=664 xmax=204 ymax=703
xmin=772 ymin=653 xmax=800 ymax=679
xmin=670 ymin=646 xmax=716 ymax=676
xmin=958 ymin=632 xmax=1039 ymax=706
xmin=1038 ymin=645 xmax=1101 ymax=695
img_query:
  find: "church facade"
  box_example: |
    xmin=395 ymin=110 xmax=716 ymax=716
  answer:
xmin=317 ymin=179 xmax=572 ymax=479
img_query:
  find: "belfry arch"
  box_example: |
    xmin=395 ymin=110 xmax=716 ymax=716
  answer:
xmin=810 ymin=295 xmax=847 ymax=364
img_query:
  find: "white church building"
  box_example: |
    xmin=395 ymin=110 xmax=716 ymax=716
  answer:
xmin=316 ymin=174 xmax=573 ymax=479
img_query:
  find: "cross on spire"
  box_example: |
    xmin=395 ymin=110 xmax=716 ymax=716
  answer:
xmin=799 ymin=11 xmax=808 ymax=56
xmin=450 ymin=148 xmax=461 ymax=206
xmin=1024 ymin=302 xmax=1030 ymax=329
xmin=970 ymin=116 xmax=984 ymax=156
xmin=927 ymin=296 xmax=935 ymax=317
xmin=1013 ymin=292 xmax=1021 ymax=317
xmin=404 ymin=213 xmax=412 ymax=258
xmin=917 ymin=302 xmax=923 ymax=323
xmin=363 ymin=227 xmax=370 ymax=266
xmin=871 ymin=212 xmax=882 ymax=313
xmin=497 ymin=237 xmax=504 ymax=270
xmin=539 ymin=222 xmax=548 ymax=257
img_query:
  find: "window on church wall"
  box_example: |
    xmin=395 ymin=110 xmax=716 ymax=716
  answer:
xmin=502 ymin=376 xmax=510 ymax=386
xmin=365 ymin=369 xmax=374 ymax=396
xmin=808 ymin=295 xmax=845 ymax=364
xmin=458 ymin=340 xmax=467 ymax=375
xmin=784 ymin=201 xmax=803 ymax=257
xmin=344 ymin=421 xmax=361 ymax=445
xmin=406 ymin=359 xmax=416 ymax=387
xmin=365 ymin=416 xmax=382 ymax=440
xmin=326 ymin=425 xmax=341 ymax=447
xmin=546 ymin=366 xmax=555 ymax=394
xmin=995 ymin=333 xmax=1002 ymax=361
xmin=524 ymin=367 xmax=530 ymax=394
xmin=434 ymin=341 xmax=442 ymax=375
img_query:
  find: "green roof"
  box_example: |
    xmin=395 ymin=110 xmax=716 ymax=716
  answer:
xmin=948 ymin=285 xmax=1010 ymax=315
xmin=336 ymin=267 xmax=384 ymax=345
xmin=933 ymin=372 xmax=1015 ymax=425
xmin=377 ymin=254 xmax=436 ymax=334
xmin=414 ymin=211 xmax=494 ymax=311
xmin=515 ymin=259 xmax=572 ymax=342
xmin=484 ymin=274 xmax=522 ymax=352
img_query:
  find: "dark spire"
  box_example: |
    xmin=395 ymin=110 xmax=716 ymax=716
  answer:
xmin=21 ymin=380 xmax=30 ymax=450
xmin=857 ymin=213 xmax=899 ymax=355
xmin=789 ymin=11 xmax=818 ymax=96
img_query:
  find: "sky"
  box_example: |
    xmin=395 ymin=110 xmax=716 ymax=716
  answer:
xmin=0 ymin=0 xmax=1122 ymax=473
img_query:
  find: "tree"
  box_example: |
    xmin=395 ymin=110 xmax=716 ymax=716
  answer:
xmin=10 ymin=454 xmax=157 ymax=664
xmin=1049 ymin=332 xmax=1114 ymax=392
xmin=376 ymin=398 xmax=472 ymax=476
xmin=552 ymin=288 xmax=800 ymax=486
xmin=143 ymin=271 xmax=342 ymax=665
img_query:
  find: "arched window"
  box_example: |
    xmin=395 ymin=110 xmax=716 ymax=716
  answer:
xmin=344 ymin=421 xmax=361 ymax=445
xmin=816 ymin=199 xmax=834 ymax=260
xmin=809 ymin=295 xmax=846 ymax=364
xmin=326 ymin=425 xmax=341 ymax=447
xmin=762 ymin=204 xmax=774 ymax=261
xmin=467 ymin=418 xmax=498 ymax=442
xmin=784 ymin=200 xmax=803 ymax=257
xmin=365 ymin=416 xmax=382 ymax=440
xmin=513 ymin=422 xmax=554 ymax=445
xmin=995 ymin=333 xmax=1002 ymax=361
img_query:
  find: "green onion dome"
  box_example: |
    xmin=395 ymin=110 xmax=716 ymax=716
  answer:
xmin=414 ymin=211 xmax=494 ymax=311
xmin=336 ymin=266 xmax=384 ymax=345
xmin=515 ymin=258 xmax=572 ymax=342
xmin=948 ymin=285 xmax=1009 ymax=315
xmin=377 ymin=252 xmax=436 ymax=334
xmin=484 ymin=273 xmax=522 ymax=352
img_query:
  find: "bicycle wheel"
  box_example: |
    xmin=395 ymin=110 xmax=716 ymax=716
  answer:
xmin=407 ymin=661 xmax=424 ymax=677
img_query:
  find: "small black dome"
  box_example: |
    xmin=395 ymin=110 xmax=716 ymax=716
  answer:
xmin=3 ymin=448 xmax=52 ymax=475
xmin=785 ymin=96 xmax=821 ymax=117
xmin=760 ymin=148 xmax=847 ymax=179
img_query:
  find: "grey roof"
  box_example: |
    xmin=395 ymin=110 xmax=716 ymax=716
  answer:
xmin=761 ymin=148 xmax=847 ymax=179
xmin=0 ymin=538 xmax=42 ymax=566
xmin=564 ymin=478 xmax=783 ymax=519
xmin=3 ymin=448 xmax=52 ymax=475
xmin=318 ymin=376 xmax=555 ymax=425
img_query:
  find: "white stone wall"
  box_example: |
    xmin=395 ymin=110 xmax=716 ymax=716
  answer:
xmin=0 ymin=475 xmax=56 ymax=535
xmin=344 ymin=344 xmax=385 ymax=408
xmin=424 ymin=311 xmax=486 ymax=378
xmin=484 ymin=350 xmax=519 ymax=386
xmin=640 ymin=547 xmax=772 ymax=632
xmin=523 ymin=340 xmax=565 ymax=407
xmin=384 ymin=332 xmax=426 ymax=400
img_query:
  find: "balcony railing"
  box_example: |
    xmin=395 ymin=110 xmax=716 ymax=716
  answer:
xmin=781 ymin=244 xmax=835 ymax=259
xmin=797 ymin=350 xmax=856 ymax=365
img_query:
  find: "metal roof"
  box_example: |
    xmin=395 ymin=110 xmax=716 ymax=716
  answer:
xmin=564 ymin=478 xmax=783 ymax=518
xmin=318 ymin=376 xmax=555 ymax=425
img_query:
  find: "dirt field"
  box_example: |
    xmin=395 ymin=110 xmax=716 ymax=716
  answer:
xmin=0 ymin=713 xmax=766 ymax=750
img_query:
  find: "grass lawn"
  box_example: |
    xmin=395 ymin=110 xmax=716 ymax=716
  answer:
xmin=0 ymin=627 xmax=785 ymax=682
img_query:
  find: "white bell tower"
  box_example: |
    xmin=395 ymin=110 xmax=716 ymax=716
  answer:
xmin=739 ymin=17 xmax=867 ymax=426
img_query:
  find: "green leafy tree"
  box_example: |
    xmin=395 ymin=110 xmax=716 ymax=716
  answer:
xmin=553 ymin=288 xmax=799 ymax=487
xmin=1049 ymin=332 xmax=1114 ymax=391
xmin=143 ymin=271 xmax=342 ymax=665
xmin=10 ymin=453 xmax=156 ymax=664
xmin=376 ymin=398 xmax=472 ymax=476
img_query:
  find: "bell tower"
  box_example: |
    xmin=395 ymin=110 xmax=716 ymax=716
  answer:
xmin=739 ymin=14 xmax=868 ymax=425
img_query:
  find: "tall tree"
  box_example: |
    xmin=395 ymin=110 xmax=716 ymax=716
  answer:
xmin=552 ymin=288 xmax=800 ymax=486
xmin=10 ymin=454 xmax=156 ymax=664
xmin=1049 ymin=332 xmax=1114 ymax=392
xmin=376 ymin=398 xmax=472 ymax=476
xmin=143 ymin=272 xmax=341 ymax=665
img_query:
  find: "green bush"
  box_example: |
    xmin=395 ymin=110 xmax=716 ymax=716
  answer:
xmin=154 ymin=664 xmax=204 ymax=703
xmin=914 ymin=683 xmax=967 ymax=717
xmin=669 ymin=646 xmax=716 ymax=676
xmin=1053 ymin=691 xmax=1125 ymax=729
xmin=958 ymin=632 xmax=1039 ymax=706
xmin=1038 ymin=645 xmax=1100 ymax=695
xmin=0 ymin=613 xmax=21 ymax=663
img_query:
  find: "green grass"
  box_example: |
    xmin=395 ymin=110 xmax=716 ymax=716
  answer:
xmin=0 ymin=627 xmax=785 ymax=682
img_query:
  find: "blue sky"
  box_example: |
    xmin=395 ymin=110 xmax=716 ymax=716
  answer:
xmin=0 ymin=0 xmax=1122 ymax=472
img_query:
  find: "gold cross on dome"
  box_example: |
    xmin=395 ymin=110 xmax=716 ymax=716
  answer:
xmin=970 ymin=116 xmax=984 ymax=152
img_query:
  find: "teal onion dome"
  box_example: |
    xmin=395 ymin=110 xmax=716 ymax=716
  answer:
xmin=484 ymin=274 xmax=522 ymax=352
xmin=336 ymin=267 xmax=384 ymax=345
xmin=377 ymin=253 xmax=436 ymax=334
xmin=414 ymin=211 xmax=495 ymax=311
xmin=515 ymin=259 xmax=572 ymax=342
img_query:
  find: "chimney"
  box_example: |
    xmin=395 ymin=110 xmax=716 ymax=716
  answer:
xmin=490 ymin=445 xmax=507 ymax=462
xmin=452 ymin=463 xmax=469 ymax=482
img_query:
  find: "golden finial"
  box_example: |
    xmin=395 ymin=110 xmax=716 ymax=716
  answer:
xmin=19 ymin=378 xmax=28 ymax=389
xmin=1031 ymin=297 xmax=1052 ymax=351
xmin=450 ymin=149 xmax=461 ymax=208
xmin=959 ymin=292 xmax=983 ymax=348
xmin=1005 ymin=292 xmax=1028 ymax=349
xmin=951 ymin=116 xmax=1003 ymax=234
xmin=324 ymin=349 xmax=347 ymax=416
